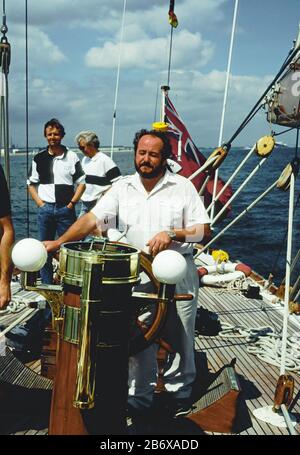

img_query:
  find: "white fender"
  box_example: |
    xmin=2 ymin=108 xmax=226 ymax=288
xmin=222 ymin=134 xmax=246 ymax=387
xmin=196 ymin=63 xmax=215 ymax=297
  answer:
xmin=200 ymin=270 xmax=245 ymax=285
xmin=198 ymin=261 xmax=252 ymax=286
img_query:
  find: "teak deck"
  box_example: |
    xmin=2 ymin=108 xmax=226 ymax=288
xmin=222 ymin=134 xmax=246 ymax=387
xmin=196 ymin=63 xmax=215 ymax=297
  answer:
xmin=0 ymin=281 xmax=299 ymax=435
xmin=196 ymin=285 xmax=300 ymax=435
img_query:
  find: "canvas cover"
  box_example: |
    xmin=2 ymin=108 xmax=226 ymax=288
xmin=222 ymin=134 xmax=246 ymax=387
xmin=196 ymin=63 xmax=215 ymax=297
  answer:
xmin=267 ymin=54 xmax=300 ymax=128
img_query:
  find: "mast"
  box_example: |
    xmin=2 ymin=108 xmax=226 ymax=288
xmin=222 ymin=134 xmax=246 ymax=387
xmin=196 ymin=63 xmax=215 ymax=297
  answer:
xmin=0 ymin=0 xmax=10 ymax=189
xmin=156 ymin=2 xmax=178 ymax=129
xmin=166 ymin=0 xmax=178 ymax=89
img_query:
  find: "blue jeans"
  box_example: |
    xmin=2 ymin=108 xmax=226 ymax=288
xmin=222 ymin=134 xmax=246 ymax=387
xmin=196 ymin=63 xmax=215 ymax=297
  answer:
xmin=79 ymin=200 xmax=97 ymax=217
xmin=38 ymin=202 xmax=77 ymax=284
xmin=79 ymin=200 xmax=98 ymax=241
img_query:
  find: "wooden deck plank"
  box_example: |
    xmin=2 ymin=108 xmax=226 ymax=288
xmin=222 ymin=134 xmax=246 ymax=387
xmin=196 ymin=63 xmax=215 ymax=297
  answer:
xmin=2 ymin=280 xmax=299 ymax=436
xmin=35 ymin=428 xmax=48 ymax=435
xmin=195 ymin=338 xmax=283 ymax=435
xmin=196 ymin=285 xmax=300 ymax=435
xmin=199 ymin=338 xmax=287 ymax=435
xmin=25 ymin=359 xmax=41 ymax=374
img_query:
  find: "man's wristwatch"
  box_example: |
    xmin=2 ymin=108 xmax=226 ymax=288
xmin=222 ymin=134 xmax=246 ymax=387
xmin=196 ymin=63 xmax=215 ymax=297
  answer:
xmin=166 ymin=230 xmax=176 ymax=240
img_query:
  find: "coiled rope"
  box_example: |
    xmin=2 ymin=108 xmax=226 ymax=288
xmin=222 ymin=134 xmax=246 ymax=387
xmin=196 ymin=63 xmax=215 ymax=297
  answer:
xmin=219 ymin=321 xmax=275 ymax=339
xmin=218 ymin=321 xmax=300 ymax=372
xmin=214 ymin=276 xmax=249 ymax=294
xmin=247 ymin=334 xmax=300 ymax=372
xmin=0 ymin=299 xmax=27 ymax=314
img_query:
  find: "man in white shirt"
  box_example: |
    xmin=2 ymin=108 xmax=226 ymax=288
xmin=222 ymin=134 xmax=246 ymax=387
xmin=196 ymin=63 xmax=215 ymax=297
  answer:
xmin=44 ymin=129 xmax=210 ymax=418
xmin=75 ymin=130 xmax=121 ymax=216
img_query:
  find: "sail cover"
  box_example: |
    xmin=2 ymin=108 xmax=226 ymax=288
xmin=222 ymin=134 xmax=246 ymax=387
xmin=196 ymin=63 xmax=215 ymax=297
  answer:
xmin=164 ymin=94 xmax=233 ymax=219
xmin=266 ymin=54 xmax=300 ymax=128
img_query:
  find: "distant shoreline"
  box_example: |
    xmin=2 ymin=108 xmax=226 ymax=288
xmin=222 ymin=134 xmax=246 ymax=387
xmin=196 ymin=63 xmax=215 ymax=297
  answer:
xmin=0 ymin=148 xmax=134 ymax=157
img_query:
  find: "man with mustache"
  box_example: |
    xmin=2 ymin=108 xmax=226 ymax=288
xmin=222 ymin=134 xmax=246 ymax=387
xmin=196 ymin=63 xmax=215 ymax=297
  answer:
xmin=44 ymin=128 xmax=210 ymax=419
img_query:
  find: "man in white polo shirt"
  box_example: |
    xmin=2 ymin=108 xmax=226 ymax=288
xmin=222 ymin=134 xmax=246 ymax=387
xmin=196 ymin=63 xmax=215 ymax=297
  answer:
xmin=75 ymin=130 xmax=121 ymax=216
xmin=44 ymin=128 xmax=210 ymax=418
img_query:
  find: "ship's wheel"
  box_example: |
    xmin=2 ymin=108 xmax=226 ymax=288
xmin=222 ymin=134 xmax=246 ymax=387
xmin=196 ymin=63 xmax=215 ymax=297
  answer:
xmin=129 ymin=251 xmax=192 ymax=355
xmin=129 ymin=251 xmax=168 ymax=355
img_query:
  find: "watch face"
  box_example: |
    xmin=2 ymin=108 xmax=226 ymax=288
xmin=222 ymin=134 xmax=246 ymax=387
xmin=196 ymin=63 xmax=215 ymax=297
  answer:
xmin=168 ymin=230 xmax=176 ymax=239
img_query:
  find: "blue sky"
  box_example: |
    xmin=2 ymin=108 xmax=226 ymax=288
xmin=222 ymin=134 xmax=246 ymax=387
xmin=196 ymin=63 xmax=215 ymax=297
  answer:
xmin=5 ymin=0 xmax=300 ymax=148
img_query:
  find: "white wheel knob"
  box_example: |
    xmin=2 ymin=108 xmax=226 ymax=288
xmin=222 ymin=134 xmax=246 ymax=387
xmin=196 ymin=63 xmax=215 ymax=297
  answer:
xmin=12 ymin=238 xmax=48 ymax=272
xmin=152 ymin=250 xmax=187 ymax=284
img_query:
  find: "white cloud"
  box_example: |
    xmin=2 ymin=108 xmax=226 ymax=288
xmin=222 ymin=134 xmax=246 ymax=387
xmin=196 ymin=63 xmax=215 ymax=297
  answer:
xmin=142 ymin=69 xmax=274 ymax=147
xmin=6 ymin=0 xmax=297 ymax=149
xmin=8 ymin=0 xmax=226 ymax=30
xmin=9 ymin=63 xmax=276 ymax=149
xmin=9 ymin=24 xmax=66 ymax=73
xmin=85 ymin=30 xmax=214 ymax=70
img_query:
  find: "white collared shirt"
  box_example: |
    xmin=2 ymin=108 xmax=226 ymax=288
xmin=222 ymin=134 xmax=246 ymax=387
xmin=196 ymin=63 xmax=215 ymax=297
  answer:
xmin=92 ymin=170 xmax=210 ymax=254
xmin=81 ymin=152 xmax=121 ymax=202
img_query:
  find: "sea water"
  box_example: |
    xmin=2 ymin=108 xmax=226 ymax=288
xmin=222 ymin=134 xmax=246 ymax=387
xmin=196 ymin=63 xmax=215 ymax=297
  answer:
xmin=5 ymin=147 xmax=300 ymax=286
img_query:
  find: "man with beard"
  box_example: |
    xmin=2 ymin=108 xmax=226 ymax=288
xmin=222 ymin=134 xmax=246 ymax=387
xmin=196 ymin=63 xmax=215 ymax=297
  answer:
xmin=44 ymin=128 xmax=210 ymax=418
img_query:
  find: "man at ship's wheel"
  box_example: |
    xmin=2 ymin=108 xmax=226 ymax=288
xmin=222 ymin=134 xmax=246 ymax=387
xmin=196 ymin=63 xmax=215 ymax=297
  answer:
xmin=44 ymin=128 xmax=210 ymax=418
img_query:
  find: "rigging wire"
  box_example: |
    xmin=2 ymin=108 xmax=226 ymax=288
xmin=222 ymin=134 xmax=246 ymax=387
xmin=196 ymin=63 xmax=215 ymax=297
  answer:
xmin=25 ymin=0 xmax=29 ymax=237
xmin=195 ymin=179 xmax=279 ymax=257
xmin=210 ymin=0 xmax=239 ymax=223
xmin=211 ymin=155 xmax=269 ymax=226
xmin=206 ymin=144 xmax=256 ymax=213
xmin=273 ymin=127 xmax=294 ymax=137
xmin=110 ymin=0 xmax=126 ymax=160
